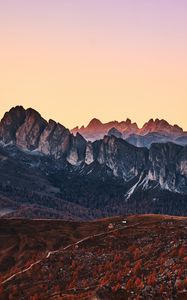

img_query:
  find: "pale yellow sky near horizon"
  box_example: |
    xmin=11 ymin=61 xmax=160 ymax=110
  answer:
xmin=0 ymin=1 xmax=187 ymax=130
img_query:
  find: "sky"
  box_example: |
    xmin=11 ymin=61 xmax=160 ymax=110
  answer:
xmin=0 ymin=0 xmax=187 ymax=129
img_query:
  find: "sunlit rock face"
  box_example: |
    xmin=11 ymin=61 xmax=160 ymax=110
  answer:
xmin=71 ymin=118 xmax=139 ymax=141
xmin=85 ymin=142 xmax=94 ymax=165
xmin=140 ymin=118 xmax=183 ymax=136
xmin=38 ymin=120 xmax=71 ymax=159
xmin=16 ymin=108 xmax=47 ymax=150
xmin=67 ymin=133 xmax=87 ymax=165
xmin=0 ymin=106 xmax=26 ymax=144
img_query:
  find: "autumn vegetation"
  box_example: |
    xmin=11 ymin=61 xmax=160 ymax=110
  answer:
xmin=0 ymin=215 xmax=186 ymax=299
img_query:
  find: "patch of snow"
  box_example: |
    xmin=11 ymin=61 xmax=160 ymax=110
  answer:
xmin=125 ymin=173 xmax=144 ymax=199
xmin=0 ymin=208 xmax=15 ymax=217
xmin=0 ymin=141 xmax=13 ymax=147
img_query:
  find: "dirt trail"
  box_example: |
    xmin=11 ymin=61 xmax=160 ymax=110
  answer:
xmin=0 ymin=222 xmax=140 ymax=286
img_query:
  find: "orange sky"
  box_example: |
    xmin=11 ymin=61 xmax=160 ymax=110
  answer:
xmin=0 ymin=0 xmax=187 ymax=130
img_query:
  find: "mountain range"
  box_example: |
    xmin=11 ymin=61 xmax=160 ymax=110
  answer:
xmin=72 ymin=116 xmax=187 ymax=147
xmin=0 ymin=106 xmax=187 ymax=219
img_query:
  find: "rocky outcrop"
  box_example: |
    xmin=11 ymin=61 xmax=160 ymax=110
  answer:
xmin=86 ymin=118 xmax=103 ymax=131
xmin=85 ymin=142 xmax=94 ymax=165
xmin=0 ymin=107 xmax=86 ymax=160
xmin=16 ymin=108 xmax=47 ymax=150
xmin=119 ymin=119 xmax=139 ymax=137
xmin=140 ymin=119 xmax=183 ymax=136
xmin=108 ymin=127 xmax=122 ymax=139
xmin=90 ymin=135 xmax=148 ymax=179
xmin=67 ymin=133 xmax=87 ymax=165
xmin=0 ymin=106 xmax=26 ymax=143
xmin=148 ymin=142 xmax=187 ymax=193
xmin=38 ymin=120 xmax=71 ymax=159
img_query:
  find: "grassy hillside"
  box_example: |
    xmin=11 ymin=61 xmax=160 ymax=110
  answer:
xmin=0 ymin=215 xmax=187 ymax=299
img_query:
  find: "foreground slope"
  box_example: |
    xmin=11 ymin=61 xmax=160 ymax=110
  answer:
xmin=0 ymin=215 xmax=187 ymax=299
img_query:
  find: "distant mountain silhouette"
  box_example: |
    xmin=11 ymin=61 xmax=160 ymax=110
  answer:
xmin=71 ymin=116 xmax=187 ymax=145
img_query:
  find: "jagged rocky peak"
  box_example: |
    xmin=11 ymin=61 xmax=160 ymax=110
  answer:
xmin=67 ymin=132 xmax=87 ymax=165
xmin=140 ymin=118 xmax=183 ymax=135
xmin=16 ymin=108 xmax=47 ymax=150
xmin=121 ymin=119 xmax=139 ymax=135
xmin=87 ymin=118 xmax=103 ymax=130
xmin=125 ymin=118 xmax=132 ymax=124
xmin=0 ymin=106 xmax=86 ymax=161
xmin=108 ymin=127 xmax=122 ymax=139
xmin=71 ymin=125 xmax=79 ymax=134
xmin=71 ymin=116 xmax=186 ymax=143
xmin=125 ymin=118 xmax=132 ymax=125
xmin=0 ymin=106 xmax=26 ymax=143
xmin=38 ymin=120 xmax=71 ymax=159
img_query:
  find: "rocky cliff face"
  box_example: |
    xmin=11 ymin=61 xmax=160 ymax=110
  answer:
xmin=0 ymin=107 xmax=84 ymax=160
xmin=85 ymin=141 xmax=95 ymax=165
xmin=90 ymin=136 xmax=148 ymax=179
xmin=140 ymin=118 xmax=183 ymax=136
xmin=0 ymin=106 xmax=26 ymax=143
xmin=83 ymin=136 xmax=187 ymax=195
xmin=67 ymin=133 xmax=87 ymax=165
xmin=16 ymin=108 xmax=47 ymax=150
xmin=108 ymin=127 xmax=122 ymax=139
xmin=38 ymin=120 xmax=71 ymax=159
xmin=148 ymin=143 xmax=187 ymax=193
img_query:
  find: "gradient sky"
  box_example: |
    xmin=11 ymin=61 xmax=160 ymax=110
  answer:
xmin=0 ymin=0 xmax=187 ymax=129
